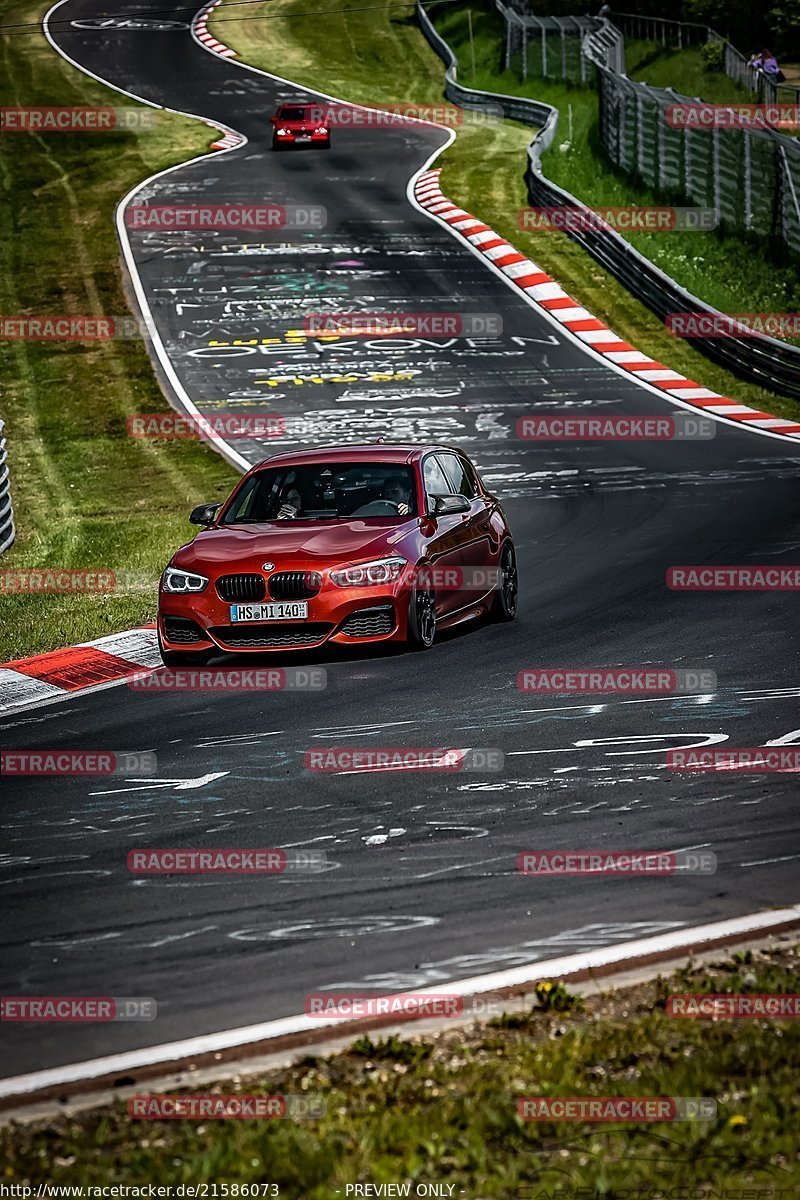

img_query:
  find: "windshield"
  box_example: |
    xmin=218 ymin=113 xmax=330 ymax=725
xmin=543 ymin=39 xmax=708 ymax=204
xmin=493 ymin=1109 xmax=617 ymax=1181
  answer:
xmin=222 ymin=463 xmax=418 ymax=524
xmin=278 ymin=107 xmax=311 ymax=122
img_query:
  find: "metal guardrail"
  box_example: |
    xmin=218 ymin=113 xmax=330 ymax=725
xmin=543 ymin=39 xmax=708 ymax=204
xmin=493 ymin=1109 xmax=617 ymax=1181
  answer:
xmin=0 ymin=418 xmax=15 ymax=555
xmin=416 ymin=3 xmax=800 ymax=400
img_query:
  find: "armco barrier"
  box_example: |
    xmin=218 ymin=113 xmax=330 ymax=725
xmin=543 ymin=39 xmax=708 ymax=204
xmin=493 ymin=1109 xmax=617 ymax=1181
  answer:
xmin=0 ymin=418 xmax=14 ymax=555
xmin=416 ymin=3 xmax=800 ymax=401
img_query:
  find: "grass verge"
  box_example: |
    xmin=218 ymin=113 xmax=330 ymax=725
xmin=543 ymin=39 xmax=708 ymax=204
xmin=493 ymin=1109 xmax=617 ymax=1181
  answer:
xmin=0 ymin=2 xmax=237 ymax=662
xmin=624 ymin=38 xmax=752 ymax=103
xmin=210 ymin=0 xmax=800 ymax=421
xmin=2 ymin=945 xmax=798 ymax=1193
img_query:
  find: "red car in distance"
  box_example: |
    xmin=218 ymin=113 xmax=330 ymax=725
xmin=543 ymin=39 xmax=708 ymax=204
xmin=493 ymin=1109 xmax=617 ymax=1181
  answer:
xmin=270 ymin=102 xmax=330 ymax=150
xmin=157 ymin=444 xmax=517 ymax=665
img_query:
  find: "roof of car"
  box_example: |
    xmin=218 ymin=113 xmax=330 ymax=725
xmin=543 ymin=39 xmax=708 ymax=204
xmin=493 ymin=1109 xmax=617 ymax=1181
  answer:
xmin=252 ymin=444 xmax=462 ymax=470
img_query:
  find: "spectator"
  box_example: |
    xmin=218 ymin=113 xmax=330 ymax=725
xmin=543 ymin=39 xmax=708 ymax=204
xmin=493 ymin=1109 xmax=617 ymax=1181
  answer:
xmin=750 ymin=49 xmax=783 ymax=82
xmin=761 ymin=50 xmax=784 ymax=82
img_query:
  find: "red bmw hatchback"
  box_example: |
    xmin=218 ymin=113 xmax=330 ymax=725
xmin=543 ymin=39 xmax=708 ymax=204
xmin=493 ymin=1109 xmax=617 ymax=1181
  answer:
xmin=270 ymin=102 xmax=330 ymax=150
xmin=157 ymin=444 xmax=517 ymax=664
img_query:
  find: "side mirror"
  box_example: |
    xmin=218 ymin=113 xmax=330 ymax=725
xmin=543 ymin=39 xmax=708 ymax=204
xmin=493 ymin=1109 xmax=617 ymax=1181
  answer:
xmin=429 ymin=493 xmax=470 ymax=516
xmin=269 ymin=116 xmax=278 ymax=124
xmin=189 ymin=502 xmax=221 ymax=527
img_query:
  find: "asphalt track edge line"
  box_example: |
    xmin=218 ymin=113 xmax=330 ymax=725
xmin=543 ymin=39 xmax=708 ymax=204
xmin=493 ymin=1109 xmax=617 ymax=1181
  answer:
xmin=1 ymin=904 xmax=798 ymax=1110
xmin=42 ymin=0 xmax=252 ymax=474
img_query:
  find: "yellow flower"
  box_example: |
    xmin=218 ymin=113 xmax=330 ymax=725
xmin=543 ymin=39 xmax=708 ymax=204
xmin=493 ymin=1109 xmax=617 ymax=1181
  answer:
xmin=728 ymin=1115 xmax=748 ymax=1128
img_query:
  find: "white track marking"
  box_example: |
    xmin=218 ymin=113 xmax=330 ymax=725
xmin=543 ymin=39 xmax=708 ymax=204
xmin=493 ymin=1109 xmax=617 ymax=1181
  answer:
xmin=1 ymin=905 xmax=797 ymax=1100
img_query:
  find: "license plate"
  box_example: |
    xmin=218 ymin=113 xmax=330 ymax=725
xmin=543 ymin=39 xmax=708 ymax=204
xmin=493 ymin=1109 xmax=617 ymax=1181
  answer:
xmin=230 ymin=602 xmax=308 ymax=622
xmin=295 ymin=135 xmax=311 ymax=142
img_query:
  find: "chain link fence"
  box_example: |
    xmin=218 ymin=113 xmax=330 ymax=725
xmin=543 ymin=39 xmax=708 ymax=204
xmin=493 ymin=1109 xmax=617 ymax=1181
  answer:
xmin=499 ymin=4 xmax=598 ymax=83
xmin=584 ymin=40 xmax=800 ymax=254
xmin=495 ymin=3 xmax=800 ymax=256
xmin=0 ymin=419 xmax=15 ymax=555
xmin=416 ymin=2 xmax=800 ymax=399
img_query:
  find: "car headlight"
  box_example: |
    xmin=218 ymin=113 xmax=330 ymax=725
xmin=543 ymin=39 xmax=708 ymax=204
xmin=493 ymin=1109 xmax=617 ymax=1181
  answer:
xmin=329 ymin=556 xmax=408 ymax=588
xmin=276 ymin=127 xmax=291 ymax=135
xmin=162 ymin=566 xmax=209 ymax=594
xmin=315 ymin=126 xmax=328 ymax=134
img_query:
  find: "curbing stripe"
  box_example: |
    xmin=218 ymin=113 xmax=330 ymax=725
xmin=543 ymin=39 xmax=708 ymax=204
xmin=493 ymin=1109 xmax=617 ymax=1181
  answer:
xmin=413 ymin=168 xmax=800 ymax=443
xmin=190 ymin=0 xmax=237 ymax=59
xmin=0 ymin=629 xmax=160 ymax=714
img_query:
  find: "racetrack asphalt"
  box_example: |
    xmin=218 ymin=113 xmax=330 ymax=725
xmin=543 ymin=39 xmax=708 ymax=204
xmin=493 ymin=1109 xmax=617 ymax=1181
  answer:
xmin=1 ymin=0 xmax=799 ymax=1078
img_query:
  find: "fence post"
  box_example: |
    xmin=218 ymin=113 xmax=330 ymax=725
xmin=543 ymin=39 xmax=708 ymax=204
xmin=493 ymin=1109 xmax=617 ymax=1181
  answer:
xmin=684 ymin=124 xmax=693 ymax=199
xmin=0 ymin=418 xmax=14 ymax=556
xmin=743 ymin=132 xmax=753 ymax=229
xmin=780 ymin=145 xmax=800 ymax=251
xmin=522 ymin=20 xmax=528 ymax=80
xmin=541 ymin=23 xmax=547 ymax=77
xmin=712 ymin=125 xmax=721 ymax=224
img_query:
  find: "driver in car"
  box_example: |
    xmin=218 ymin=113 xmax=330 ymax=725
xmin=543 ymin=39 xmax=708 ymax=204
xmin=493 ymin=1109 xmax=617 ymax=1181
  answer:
xmin=385 ymin=477 xmax=412 ymax=516
xmin=276 ymin=484 xmax=303 ymax=519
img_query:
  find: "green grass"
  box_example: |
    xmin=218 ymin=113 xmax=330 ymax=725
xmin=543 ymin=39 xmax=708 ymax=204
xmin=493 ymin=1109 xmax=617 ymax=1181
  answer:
xmin=0 ymin=2 xmax=237 ymax=663
xmin=624 ymin=39 xmax=753 ymax=103
xmin=211 ymin=0 xmax=800 ymax=421
xmin=3 ymin=947 xmax=798 ymax=1193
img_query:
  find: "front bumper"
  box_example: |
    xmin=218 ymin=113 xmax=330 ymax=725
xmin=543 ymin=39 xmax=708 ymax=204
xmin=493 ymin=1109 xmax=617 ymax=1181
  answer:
xmin=159 ymin=584 xmax=408 ymax=654
xmin=272 ymin=132 xmax=330 ymax=148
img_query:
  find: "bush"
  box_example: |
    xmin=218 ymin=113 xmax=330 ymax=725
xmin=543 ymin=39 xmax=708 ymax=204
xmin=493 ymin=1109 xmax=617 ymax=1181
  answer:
xmin=701 ymin=39 xmax=726 ymax=71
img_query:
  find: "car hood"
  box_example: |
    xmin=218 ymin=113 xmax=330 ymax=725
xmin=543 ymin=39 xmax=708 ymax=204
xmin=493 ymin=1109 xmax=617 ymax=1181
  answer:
xmin=171 ymin=521 xmax=413 ymax=571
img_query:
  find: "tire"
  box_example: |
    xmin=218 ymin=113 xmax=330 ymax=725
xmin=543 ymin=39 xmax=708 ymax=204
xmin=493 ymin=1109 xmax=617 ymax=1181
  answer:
xmin=158 ymin=631 xmax=212 ymax=668
xmin=492 ymin=541 xmax=518 ymax=622
xmin=406 ymin=573 xmax=436 ymax=651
